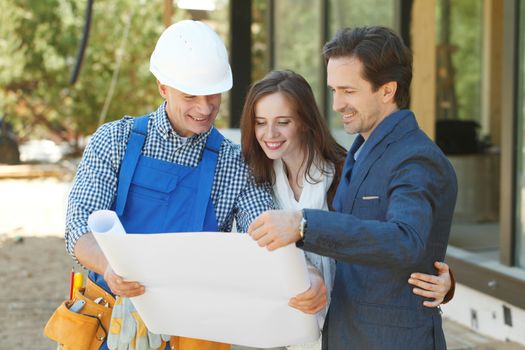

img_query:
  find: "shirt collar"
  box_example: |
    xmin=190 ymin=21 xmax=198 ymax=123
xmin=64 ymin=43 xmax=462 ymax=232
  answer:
xmin=354 ymin=137 xmax=365 ymax=160
xmin=152 ymin=102 xmax=212 ymax=145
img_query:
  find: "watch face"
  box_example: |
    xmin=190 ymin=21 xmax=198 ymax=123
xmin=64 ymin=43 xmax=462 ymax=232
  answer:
xmin=300 ymin=217 xmax=306 ymax=238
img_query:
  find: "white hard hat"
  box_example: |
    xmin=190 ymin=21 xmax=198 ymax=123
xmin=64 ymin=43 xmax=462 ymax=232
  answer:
xmin=150 ymin=20 xmax=233 ymax=96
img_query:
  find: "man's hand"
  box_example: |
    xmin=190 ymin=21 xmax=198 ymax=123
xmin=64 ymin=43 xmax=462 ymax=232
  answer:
xmin=289 ymin=267 xmax=327 ymax=314
xmin=75 ymin=233 xmax=145 ymax=297
xmin=104 ymin=265 xmax=145 ymax=297
xmin=409 ymin=261 xmax=451 ymax=307
xmin=248 ymin=210 xmax=302 ymax=251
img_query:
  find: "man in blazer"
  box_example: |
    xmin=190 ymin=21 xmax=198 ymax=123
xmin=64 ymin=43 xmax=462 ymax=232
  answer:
xmin=248 ymin=26 xmax=457 ymax=350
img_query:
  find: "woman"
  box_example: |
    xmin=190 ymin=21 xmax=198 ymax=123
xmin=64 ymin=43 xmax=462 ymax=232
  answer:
xmin=239 ymin=70 xmax=454 ymax=350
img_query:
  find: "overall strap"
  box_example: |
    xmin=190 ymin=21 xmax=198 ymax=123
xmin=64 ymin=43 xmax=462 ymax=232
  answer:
xmin=115 ymin=116 xmax=149 ymax=216
xmin=190 ymin=128 xmax=224 ymax=231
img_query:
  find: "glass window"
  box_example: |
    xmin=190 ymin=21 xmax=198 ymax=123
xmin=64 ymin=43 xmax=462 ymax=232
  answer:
xmin=252 ymin=0 xmax=270 ymax=82
xmin=435 ymin=0 xmax=506 ymax=270
xmin=516 ymin=0 xmax=525 ymax=268
xmin=436 ymin=0 xmax=483 ymax=126
xmin=273 ymin=0 xmax=322 ymax=103
xmin=329 ymin=0 xmax=395 ymax=32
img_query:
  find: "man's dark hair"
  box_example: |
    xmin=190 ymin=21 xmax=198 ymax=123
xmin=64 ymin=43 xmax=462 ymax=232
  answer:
xmin=323 ymin=26 xmax=412 ymax=109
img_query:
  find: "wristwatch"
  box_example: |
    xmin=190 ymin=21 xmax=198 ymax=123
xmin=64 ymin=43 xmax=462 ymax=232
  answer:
xmin=299 ymin=210 xmax=307 ymax=239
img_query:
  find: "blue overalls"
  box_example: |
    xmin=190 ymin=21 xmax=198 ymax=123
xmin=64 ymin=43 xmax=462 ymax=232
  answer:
xmin=89 ymin=116 xmax=223 ymax=349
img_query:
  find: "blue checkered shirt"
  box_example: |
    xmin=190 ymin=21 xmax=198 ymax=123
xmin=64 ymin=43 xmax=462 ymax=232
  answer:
xmin=65 ymin=103 xmax=274 ymax=258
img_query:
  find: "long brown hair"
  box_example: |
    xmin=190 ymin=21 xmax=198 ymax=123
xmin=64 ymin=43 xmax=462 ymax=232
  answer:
xmin=240 ymin=70 xmax=346 ymax=206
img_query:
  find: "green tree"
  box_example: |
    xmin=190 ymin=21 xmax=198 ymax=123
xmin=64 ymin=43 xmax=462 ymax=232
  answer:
xmin=0 ymin=0 xmax=191 ymax=150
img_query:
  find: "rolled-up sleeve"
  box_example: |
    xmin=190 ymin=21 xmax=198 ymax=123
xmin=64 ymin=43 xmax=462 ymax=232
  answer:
xmin=235 ymin=172 xmax=275 ymax=232
xmin=65 ymin=122 xmax=128 ymax=260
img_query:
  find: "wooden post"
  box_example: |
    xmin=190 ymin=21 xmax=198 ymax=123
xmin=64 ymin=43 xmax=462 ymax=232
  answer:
xmin=164 ymin=0 xmax=173 ymax=27
xmin=481 ymin=0 xmax=503 ymax=147
xmin=410 ymin=0 xmax=436 ymax=139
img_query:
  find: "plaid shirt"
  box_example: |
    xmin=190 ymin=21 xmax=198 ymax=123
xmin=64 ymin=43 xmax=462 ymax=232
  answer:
xmin=65 ymin=103 xmax=274 ymax=259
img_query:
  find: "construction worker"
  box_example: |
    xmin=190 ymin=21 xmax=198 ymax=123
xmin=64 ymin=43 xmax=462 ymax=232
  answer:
xmin=65 ymin=20 xmax=325 ymax=350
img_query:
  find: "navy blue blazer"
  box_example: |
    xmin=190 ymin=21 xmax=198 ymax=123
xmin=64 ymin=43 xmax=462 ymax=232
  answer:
xmin=300 ymin=110 xmax=457 ymax=350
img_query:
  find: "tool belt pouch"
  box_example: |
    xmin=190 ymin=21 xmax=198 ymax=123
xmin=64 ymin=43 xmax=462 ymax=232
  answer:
xmin=170 ymin=336 xmax=231 ymax=350
xmin=44 ymin=278 xmax=116 ymax=350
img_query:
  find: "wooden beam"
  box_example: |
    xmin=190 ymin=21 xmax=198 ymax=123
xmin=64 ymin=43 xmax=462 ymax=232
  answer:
xmin=481 ymin=0 xmax=503 ymax=147
xmin=499 ymin=0 xmax=519 ymax=266
xmin=410 ymin=0 xmax=436 ymax=139
xmin=164 ymin=0 xmax=173 ymax=27
xmin=0 ymin=164 xmax=73 ymax=179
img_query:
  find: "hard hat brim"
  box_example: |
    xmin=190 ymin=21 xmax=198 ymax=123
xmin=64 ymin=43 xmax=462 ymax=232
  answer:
xmin=150 ymin=63 xmax=233 ymax=96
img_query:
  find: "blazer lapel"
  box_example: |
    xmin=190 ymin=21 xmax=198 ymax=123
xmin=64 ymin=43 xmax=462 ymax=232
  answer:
xmin=333 ymin=135 xmax=364 ymax=211
xmin=343 ymin=139 xmax=391 ymax=213
xmin=341 ymin=111 xmax=419 ymax=214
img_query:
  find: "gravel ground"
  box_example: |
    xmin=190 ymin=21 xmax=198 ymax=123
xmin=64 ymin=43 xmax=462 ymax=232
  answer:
xmin=0 ymin=178 xmax=75 ymax=350
xmin=0 ymin=235 xmax=72 ymax=349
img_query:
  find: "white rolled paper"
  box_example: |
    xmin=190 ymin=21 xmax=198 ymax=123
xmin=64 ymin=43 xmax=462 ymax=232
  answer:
xmin=87 ymin=210 xmax=126 ymax=235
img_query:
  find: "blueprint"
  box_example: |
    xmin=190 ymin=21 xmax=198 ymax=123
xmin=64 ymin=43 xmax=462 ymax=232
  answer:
xmin=88 ymin=210 xmax=319 ymax=348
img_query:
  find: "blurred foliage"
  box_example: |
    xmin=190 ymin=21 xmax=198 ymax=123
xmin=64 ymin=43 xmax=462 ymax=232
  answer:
xmin=203 ymin=0 xmax=230 ymax=129
xmin=0 ymin=0 xmax=193 ymax=147
xmin=251 ymin=0 xmax=269 ymax=83
xmin=330 ymin=0 xmax=395 ymax=32
xmin=273 ymin=0 xmax=321 ymax=103
xmin=0 ymin=0 xmax=486 ymax=146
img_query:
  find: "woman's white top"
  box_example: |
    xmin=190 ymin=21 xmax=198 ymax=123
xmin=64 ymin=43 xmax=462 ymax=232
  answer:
xmin=272 ymin=159 xmax=336 ymax=350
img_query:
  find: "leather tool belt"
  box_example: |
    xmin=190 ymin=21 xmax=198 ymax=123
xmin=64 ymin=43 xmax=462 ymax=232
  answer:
xmin=169 ymin=336 xmax=231 ymax=350
xmin=44 ymin=277 xmax=232 ymax=350
xmin=44 ymin=276 xmax=116 ymax=350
